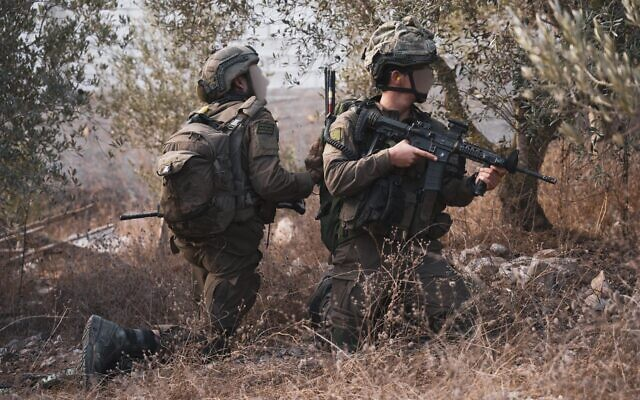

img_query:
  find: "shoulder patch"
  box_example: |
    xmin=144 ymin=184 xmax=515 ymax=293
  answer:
xmin=330 ymin=127 xmax=343 ymax=142
xmin=256 ymin=122 xmax=276 ymax=135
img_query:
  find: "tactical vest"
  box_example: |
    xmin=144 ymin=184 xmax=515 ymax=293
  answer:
xmin=337 ymin=102 xmax=463 ymax=241
xmin=156 ymin=96 xmax=263 ymax=239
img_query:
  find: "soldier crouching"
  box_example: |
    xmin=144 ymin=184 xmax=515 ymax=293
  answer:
xmin=308 ymin=17 xmax=506 ymax=351
xmin=80 ymin=45 xmax=313 ymax=386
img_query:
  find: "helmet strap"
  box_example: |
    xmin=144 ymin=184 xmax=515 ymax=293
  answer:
xmin=377 ymin=70 xmax=428 ymax=102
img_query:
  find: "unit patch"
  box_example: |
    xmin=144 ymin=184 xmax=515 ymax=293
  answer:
xmin=330 ymin=127 xmax=343 ymax=142
xmin=256 ymin=122 xmax=276 ymax=135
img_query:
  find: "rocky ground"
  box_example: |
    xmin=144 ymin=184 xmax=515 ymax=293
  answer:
xmin=1 ymin=87 xmax=638 ymax=398
xmin=1 ymin=231 xmax=637 ymax=398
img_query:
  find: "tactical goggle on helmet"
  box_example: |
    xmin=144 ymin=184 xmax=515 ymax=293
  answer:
xmin=363 ymin=17 xmax=437 ymax=102
xmin=197 ymin=45 xmax=260 ymax=102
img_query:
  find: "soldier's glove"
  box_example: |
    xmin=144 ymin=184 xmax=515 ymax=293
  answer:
xmin=304 ymin=138 xmax=324 ymax=185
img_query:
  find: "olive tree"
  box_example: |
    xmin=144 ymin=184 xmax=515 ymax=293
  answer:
xmin=104 ymin=1 xmax=252 ymax=161
xmin=513 ymin=0 xmax=640 ymax=236
xmin=0 ymin=1 xmax=128 ymax=226
xmin=256 ymin=0 xmax=560 ymax=230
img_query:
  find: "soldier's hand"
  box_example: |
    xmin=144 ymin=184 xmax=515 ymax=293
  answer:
xmin=476 ymin=166 xmax=507 ymax=191
xmin=304 ymin=139 xmax=324 ymax=184
xmin=388 ymin=139 xmax=437 ymax=168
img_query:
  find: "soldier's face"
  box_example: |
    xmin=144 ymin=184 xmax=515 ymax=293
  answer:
xmin=411 ymin=66 xmax=434 ymax=96
xmin=248 ymin=65 xmax=269 ymax=101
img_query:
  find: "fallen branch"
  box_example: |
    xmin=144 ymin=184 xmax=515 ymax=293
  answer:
xmin=0 ymin=203 xmax=95 ymax=244
xmin=6 ymin=223 xmax=115 ymax=263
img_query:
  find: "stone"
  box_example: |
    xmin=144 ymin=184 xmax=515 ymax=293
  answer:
xmin=272 ymin=217 xmax=294 ymax=244
xmin=590 ymin=270 xmax=611 ymax=297
xmin=458 ymin=245 xmax=484 ymax=265
xmin=498 ymin=264 xmax=517 ymax=283
xmin=297 ymin=357 xmax=320 ymax=370
xmin=489 ymin=243 xmax=509 ymax=257
xmin=527 ymin=259 xmax=551 ymax=278
xmin=511 ymin=256 xmax=533 ymax=266
xmin=533 ymin=248 xmax=559 ymax=259
xmin=584 ymin=293 xmax=607 ymax=311
xmin=466 ymin=257 xmax=503 ymax=276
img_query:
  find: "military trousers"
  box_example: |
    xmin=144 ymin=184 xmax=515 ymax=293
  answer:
xmin=174 ymin=217 xmax=264 ymax=337
xmin=329 ymin=230 xmax=470 ymax=350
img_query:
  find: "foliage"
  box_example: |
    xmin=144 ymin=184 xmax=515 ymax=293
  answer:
xmin=513 ymin=0 xmax=640 ymax=147
xmin=103 ymin=2 xmax=252 ymax=147
xmin=103 ymin=21 xmax=200 ymax=154
xmin=0 ymin=0 xmax=128 ymax=225
xmin=147 ymin=0 xmax=254 ymax=49
xmin=101 ymin=3 xmax=253 ymax=191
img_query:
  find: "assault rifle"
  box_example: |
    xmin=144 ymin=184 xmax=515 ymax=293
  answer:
xmin=120 ymin=200 xmax=306 ymax=221
xmin=358 ymin=107 xmax=557 ymax=196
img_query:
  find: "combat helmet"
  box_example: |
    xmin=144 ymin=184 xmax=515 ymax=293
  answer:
xmin=197 ymin=45 xmax=260 ymax=102
xmin=362 ymin=17 xmax=437 ymax=101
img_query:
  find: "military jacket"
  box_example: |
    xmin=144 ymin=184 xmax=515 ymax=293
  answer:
xmin=322 ymin=102 xmax=476 ymax=240
xmin=202 ymin=97 xmax=314 ymax=217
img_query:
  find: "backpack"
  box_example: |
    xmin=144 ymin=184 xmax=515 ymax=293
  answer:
xmin=312 ymin=99 xmax=365 ymax=253
xmin=156 ymin=97 xmax=263 ymax=239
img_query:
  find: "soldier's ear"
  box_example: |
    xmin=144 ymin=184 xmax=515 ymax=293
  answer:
xmin=231 ymin=75 xmax=251 ymax=94
xmin=389 ymin=70 xmax=405 ymax=85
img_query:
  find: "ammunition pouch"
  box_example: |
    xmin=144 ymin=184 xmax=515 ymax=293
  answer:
xmin=352 ymin=175 xmax=405 ymax=229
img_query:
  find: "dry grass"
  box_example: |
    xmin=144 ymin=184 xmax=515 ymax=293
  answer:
xmin=1 ymin=139 xmax=639 ymax=399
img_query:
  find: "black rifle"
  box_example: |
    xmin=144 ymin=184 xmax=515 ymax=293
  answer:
xmin=358 ymin=107 xmax=557 ymax=196
xmin=120 ymin=200 xmax=305 ymax=221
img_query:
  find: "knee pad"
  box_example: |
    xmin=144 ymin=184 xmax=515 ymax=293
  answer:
xmin=308 ymin=273 xmax=333 ymax=329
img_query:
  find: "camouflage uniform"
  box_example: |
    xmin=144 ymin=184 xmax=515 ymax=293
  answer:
xmin=323 ymin=104 xmax=474 ymax=345
xmin=172 ymin=97 xmax=313 ymax=338
xmin=323 ymin=105 xmax=476 ymax=348
xmin=80 ymin=46 xmax=313 ymax=385
xmin=317 ymin=18 xmax=478 ymax=350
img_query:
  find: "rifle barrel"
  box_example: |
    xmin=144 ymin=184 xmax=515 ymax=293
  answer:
xmin=516 ymin=167 xmax=557 ymax=184
xmin=120 ymin=211 xmax=163 ymax=221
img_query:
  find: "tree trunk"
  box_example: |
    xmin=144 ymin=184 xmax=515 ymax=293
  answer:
xmin=434 ymin=56 xmax=555 ymax=231
xmin=498 ymin=97 xmax=555 ymax=231
xmin=432 ymin=56 xmax=492 ymax=148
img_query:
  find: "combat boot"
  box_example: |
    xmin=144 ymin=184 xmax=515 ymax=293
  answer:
xmin=80 ymin=315 xmax=131 ymax=387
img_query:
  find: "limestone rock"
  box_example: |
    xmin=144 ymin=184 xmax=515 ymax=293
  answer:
xmin=533 ymin=248 xmax=559 ymax=259
xmin=489 ymin=243 xmax=510 ymax=257
xmin=584 ymin=293 xmax=607 ymax=311
xmin=590 ymin=270 xmax=611 ymax=297
xmin=466 ymin=257 xmax=504 ymax=276
xmin=458 ymin=245 xmax=484 ymax=265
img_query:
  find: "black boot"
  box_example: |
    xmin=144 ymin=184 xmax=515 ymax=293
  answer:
xmin=80 ymin=315 xmax=158 ymax=387
xmin=80 ymin=315 xmax=130 ymax=387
